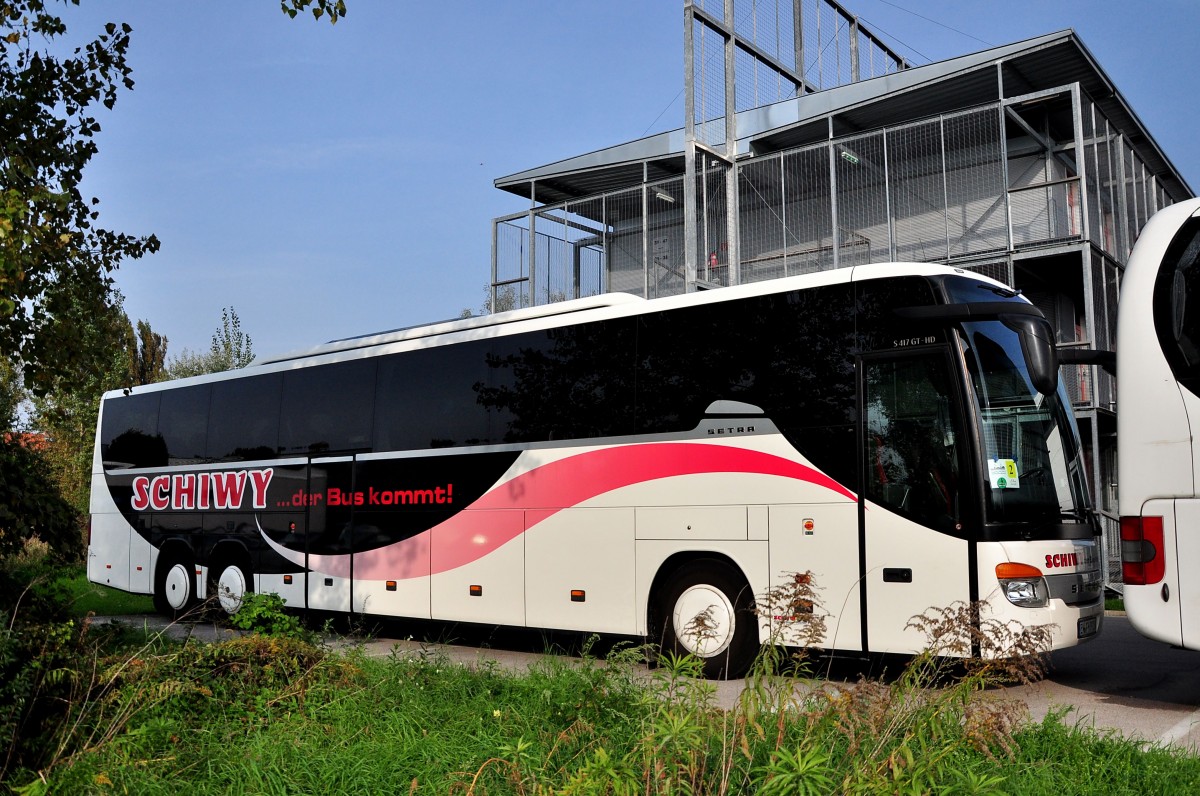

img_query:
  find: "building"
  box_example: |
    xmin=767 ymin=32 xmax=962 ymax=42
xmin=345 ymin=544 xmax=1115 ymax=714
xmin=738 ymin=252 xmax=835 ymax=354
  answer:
xmin=488 ymin=3 xmax=1192 ymax=586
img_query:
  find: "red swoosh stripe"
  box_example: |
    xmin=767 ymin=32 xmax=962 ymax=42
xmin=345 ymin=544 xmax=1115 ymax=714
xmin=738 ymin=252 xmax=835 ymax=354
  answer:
xmin=260 ymin=443 xmax=855 ymax=581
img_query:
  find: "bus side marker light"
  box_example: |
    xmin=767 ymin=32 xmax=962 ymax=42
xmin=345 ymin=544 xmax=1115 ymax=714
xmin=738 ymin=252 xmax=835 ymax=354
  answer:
xmin=571 ymin=589 xmax=586 ymax=602
xmin=283 ymin=575 xmax=293 ymax=585
xmin=1120 ymin=515 xmax=1165 ymax=585
xmin=996 ymin=562 xmax=1048 ymax=608
xmin=470 ymin=585 xmax=482 ymax=597
xmin=386 ymin=581 xmax=397 ymax=591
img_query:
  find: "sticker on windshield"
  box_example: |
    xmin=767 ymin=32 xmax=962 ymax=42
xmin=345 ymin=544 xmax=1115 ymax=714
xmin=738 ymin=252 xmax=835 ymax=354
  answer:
xmin=988 ymin=458 xmax=1020 ymax=489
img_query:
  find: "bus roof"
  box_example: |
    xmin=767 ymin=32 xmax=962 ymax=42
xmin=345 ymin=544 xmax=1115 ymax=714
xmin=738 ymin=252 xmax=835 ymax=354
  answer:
xmin=256 ymin=292 xmax=646 ymax=366
xmin=105 ymin=262 xmax=1001 ymax=400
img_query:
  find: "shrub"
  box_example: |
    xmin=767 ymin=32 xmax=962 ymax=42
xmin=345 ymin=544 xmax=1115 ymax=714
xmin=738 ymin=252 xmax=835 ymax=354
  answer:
xmin=227 ymin=591 xmax=312 ymax=641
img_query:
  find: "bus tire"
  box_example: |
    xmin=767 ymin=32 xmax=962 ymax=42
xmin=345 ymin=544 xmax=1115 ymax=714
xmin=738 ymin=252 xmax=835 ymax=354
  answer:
xmin=652 ymin=560 xmax=758 ymax=680
xmin=153 ymin=548 xmax=197 ymax=619
xmin=211 ymin=558 xmax=253 ymax=616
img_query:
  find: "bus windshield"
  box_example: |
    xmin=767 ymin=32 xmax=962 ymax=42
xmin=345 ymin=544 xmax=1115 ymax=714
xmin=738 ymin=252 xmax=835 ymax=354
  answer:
xmin=960 ymin=320 xmax=1090 ymax=528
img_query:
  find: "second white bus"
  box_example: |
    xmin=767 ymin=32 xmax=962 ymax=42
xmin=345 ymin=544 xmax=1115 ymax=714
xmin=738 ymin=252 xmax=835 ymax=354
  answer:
xmin=1117 ymin=197 xmax=1200 ymax=649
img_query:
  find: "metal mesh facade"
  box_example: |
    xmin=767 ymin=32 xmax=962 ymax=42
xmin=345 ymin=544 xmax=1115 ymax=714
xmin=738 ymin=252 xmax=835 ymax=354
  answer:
xmin=493 ymin=101 xmax=1117 ymax=305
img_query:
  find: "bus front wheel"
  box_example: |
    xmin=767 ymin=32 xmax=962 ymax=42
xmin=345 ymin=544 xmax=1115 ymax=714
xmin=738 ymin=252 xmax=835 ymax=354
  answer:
xmin=153 ymin=549 xmax=197 ymax=619
xmin=653 ymin=560 xmax=758 ymax=680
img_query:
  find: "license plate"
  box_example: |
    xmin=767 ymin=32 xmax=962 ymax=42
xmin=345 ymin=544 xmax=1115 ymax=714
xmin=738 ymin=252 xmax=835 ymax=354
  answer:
xmin=1078 ymin=616 xmax=1100 ymax=638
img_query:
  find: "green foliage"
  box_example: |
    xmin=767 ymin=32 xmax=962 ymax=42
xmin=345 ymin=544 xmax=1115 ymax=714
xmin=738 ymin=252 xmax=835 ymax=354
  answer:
xmin=280 ymin=0 xmax=347 ymax=23
xmin=26 ymin=299 xmax=131 ymax=519
xmin=0 ymin=568 xmax=1190 ymax=792
xmin=0 ymin=554 xmax=106 ymax=784
xmin=0 ymin=358 xmax=26 ymax=431
xmin=226 ymin=591 xmax=310 ymax=641
xmin=0 ymin=436 xmax=80 ymax=564
xmin=167 ymin=306 xmax=254 ymax=378
xmin=208 ymin=305 xmax=254 ymax=370
xmin=0 ymin=0 xmax=160 ymax=398
xmin=55 ymin=565 xmax=153 ymax=617
xmin=755 ymin=745 xmax=834 ymax=796
xmin=9 ymin=617 xmax=1200 ymax=794
xmin=131 ymin=318 xmax=167 ymax=386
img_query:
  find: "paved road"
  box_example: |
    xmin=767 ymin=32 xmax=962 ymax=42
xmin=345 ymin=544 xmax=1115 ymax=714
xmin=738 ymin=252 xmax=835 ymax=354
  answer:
xmin=1015 ymin=613 xmax=1200 ymax=749
xmin=93 ymin=612 xmax=1200 ymax=750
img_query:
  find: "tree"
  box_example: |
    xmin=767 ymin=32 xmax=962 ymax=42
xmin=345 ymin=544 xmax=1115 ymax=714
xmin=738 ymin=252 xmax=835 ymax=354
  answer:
xmin=1 ymin=1 xmax=344 ymax=398
xmin=0 ymin=1 xmax=160 ymax=397
xmin=167 ymin=306 xmax=254 ymax=378
xmin=0 ymin=358 xmax=27 ymax=432
xmin=31 ymin=293 xmax=141 ymax=515
xmin=2 ymin=1 xmax=343 ymax=564
xmin=131 ymin=318 xmax=167 ymax=385
xmin=210 ymin=305 xmax=254 ymax=370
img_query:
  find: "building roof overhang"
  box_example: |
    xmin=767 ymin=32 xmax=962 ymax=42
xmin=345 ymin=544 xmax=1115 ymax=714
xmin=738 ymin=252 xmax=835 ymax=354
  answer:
xmin=495 ymin=30 xmax=1191 ymax=206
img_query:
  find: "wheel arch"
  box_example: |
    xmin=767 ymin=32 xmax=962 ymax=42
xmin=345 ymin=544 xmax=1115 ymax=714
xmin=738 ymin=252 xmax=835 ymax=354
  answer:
xmin=155 ymin=537 xmax=196 ymax=572
xmin=207 ymin=538 xmax=253 ymax=573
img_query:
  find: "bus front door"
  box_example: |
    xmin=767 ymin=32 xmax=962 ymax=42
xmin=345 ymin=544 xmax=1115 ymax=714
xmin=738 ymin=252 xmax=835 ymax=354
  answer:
xmin=861 ymin=351 xmax=972 ymax=654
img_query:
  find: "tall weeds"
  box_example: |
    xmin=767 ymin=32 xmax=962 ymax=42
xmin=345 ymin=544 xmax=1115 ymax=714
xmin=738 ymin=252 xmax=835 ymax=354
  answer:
xmin=14 ymin=570 xmax=1200 ymax=794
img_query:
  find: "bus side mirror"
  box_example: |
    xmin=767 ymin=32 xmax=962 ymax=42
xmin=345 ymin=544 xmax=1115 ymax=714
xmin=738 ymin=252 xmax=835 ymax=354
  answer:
xmin=1002 ymin=314 xmax=1058 ymax=395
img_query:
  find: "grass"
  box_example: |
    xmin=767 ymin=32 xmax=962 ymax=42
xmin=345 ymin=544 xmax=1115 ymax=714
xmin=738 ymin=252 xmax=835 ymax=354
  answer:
xmin=4 ymin=579 xmax=1195 ymax=794
xmin=24 ymin=636 xmax=1200 ymax=795
xmin=56 ymin=565 xmax=155 ymax=618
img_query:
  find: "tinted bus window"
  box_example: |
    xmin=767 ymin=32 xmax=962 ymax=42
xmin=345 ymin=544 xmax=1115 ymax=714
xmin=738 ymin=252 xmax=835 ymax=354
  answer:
xmin=375 ymin=342 xmax=493 ymax=451
xmin=487 ymin=319 xmax=637 ymax=443
xmin=636 ymin=287 xmax=857 ymax=487
xmin=102 ymin=392 xmax=165 ymax=469
xmin=280 ymin=359 xmax=377 ymax=455
xmin=1153 ymin=218 xmax=1200 ymax=393
xmin=159 ymin=385 xmax=211 ymax=465
xmin=207 ymin=373 xmax=282 ymax=461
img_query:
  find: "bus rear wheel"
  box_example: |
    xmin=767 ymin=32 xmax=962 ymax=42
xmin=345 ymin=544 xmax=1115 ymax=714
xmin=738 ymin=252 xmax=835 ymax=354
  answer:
xmin=653 ymin=560 xmax=758 ymax=680
xmin=153 ymin=549 xmax=197 ymax=619
xmin=213 ymin=561 xmax=253 ymax=615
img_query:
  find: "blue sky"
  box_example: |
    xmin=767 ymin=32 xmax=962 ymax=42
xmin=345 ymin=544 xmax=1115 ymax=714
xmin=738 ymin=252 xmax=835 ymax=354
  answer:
xmin=66 ymin=1 xmax=1200 ymax=359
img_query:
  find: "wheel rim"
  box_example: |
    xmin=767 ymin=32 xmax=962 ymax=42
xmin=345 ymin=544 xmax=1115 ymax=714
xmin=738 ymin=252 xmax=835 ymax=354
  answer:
xmin=217 ymin=566 xmax=248 ymax=614
xmin=164 ymin=563 xmax=192 ymax=611
xmin=672 ymin=584 xmax=736 ymax=658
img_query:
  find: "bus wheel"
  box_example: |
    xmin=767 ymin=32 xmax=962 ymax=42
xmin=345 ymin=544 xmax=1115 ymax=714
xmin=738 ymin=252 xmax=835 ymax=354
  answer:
xmin=213 ymin=560 xmax=253 ymax=616
xmin=653 ymin=560 xmax=758 ymax=680
xmin=153 ymin=549 xmax=196 ymax=619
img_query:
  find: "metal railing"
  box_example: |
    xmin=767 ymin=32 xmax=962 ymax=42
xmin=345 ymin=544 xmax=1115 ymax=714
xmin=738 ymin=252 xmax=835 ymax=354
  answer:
xmin=494 ymin=102 xmax=1085 ymax=308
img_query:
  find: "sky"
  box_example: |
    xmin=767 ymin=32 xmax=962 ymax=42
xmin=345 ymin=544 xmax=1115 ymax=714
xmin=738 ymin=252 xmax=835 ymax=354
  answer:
xmin=60 ymin=0 xmax=1200 ymax=360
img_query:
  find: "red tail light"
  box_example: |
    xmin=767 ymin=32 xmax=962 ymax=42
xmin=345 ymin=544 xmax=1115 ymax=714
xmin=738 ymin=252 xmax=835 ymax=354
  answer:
xmin=1121 ymin=515 xmax=1165 ymax=585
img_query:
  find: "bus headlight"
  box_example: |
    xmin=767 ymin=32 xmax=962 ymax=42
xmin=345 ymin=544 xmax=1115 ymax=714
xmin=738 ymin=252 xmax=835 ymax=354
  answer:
xmin=996 ymin=562 xmax=1048 ymax=608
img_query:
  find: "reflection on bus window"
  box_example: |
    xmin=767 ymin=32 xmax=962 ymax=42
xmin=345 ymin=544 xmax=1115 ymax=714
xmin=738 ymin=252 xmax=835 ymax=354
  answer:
xmin=963 ymin=320 xmax=1088 ymax=524
xmin=865 ymin=354 xmax=962 ymax=532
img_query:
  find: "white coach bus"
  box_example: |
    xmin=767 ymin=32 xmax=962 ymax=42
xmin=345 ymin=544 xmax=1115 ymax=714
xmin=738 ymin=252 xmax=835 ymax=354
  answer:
xmin=1117 ymin=197 xmax=1200 ymax=649
xmin=89 ymin=263 xmax=1102 ymax=677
